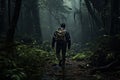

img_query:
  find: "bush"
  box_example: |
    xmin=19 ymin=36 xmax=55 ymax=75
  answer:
xmin=16 ymin=44 xmax=55 ymax=80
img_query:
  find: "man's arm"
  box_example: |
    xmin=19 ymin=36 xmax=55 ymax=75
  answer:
xmin=52 ymin=32 xmax=56 ymax=48
xmin=66 ymin=32 xmax=71 ymax=49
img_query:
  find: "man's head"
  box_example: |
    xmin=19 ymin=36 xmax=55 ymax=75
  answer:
xmin=61 ymin=23 xmax=66 ymax=29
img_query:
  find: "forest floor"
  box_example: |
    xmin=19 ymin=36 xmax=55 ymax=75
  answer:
xmin=42 ymin=58 xmax=120 ymax=80
xmin=42 ymin=58 xmax=97 ymax=80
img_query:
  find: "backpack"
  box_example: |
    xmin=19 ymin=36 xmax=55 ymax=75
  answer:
xmin=55 ymin=28 xmax=66 ymax=41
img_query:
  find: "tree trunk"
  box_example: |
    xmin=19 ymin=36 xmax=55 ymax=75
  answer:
xmin=6 ymin=0 xmax=22 ymax=43
xmin=29 ymin=0 xmax=42 ymax=44
xmin=84 ymin=0 xmax=103 ymax=28
xmin=109 ymin=0 xmax=120 ymax=60
xmin=5 ymin=0 xmax=22 ymax=59
xmin=0 ymin=0 xmax=6 ymax=37
xmin=16 ymin=0 xmax=42 ymax=44
xmin=110 ymin=0 xmax=120 ymax=36
xmin=32 ymin=6 xmax=42 ymax=44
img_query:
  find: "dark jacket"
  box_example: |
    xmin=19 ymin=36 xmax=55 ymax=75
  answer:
xmin=52 ymin=29 xmax=71 ymax=49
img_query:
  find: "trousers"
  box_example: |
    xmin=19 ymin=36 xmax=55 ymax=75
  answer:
xmin=56 ymin=41 xmax=67 ymax=61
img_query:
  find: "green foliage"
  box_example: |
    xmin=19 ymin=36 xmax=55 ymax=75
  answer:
xmin=72 ymin=53 xmax=86 ymax=60
xmin=89 ymin=35 xmax=120 ymax=67
xmin=5 ymin=68 xmax=26 ymax=80
xmin=72 ymin=51 xmax=93 ymax=60
xmin=0 ymin=42 xmax=57 ymax=80
xmin=39 ymin=41 xmax=52 ymax=52
xmin=16 ymin=44 xmax=56 ymax=80
xmin=1 ymin=34 xmax=119 ymax=80
xmin=0 ymin=55 xmax=26 ymax=80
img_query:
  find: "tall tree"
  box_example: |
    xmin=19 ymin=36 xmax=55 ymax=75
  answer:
xmin=17 ymin=0 xmax=42 ymax=44
xmin=84 ymin=0 xmax=103 ymax=28
xmin=32 ymin=1 xmax=42 ymax=44
xmin=0 ymin=0 xmax=6 ymax=37
xmin=6 ymin=0 xmax=22 ymax=43
xmin=109 ymin=0 xmax=120 ymax=59
xmin=5 ymin=0 xmax=22 ymax=59
xmin=110 ymin=0 xmax=120 ymax=36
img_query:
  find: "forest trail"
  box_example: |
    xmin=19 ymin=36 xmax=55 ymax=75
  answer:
xmin=42 ymin=58 xmax=96 ymax=80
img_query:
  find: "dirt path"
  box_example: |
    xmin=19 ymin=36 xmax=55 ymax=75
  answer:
xmin=42 ymin=58 xmax=96 ymax=80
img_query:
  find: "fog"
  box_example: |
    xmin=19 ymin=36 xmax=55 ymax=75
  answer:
xmin=38 ymin=0 xmax=99 ymax=44
xmin=0 ymin=0 xmax=120 ymax=80
xmin=0 ymin=0 xmax=104 ymax=45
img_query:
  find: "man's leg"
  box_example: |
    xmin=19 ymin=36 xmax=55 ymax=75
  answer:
xmin=56 ymin=47 xmax=63 ymax=66
xmin=56 ymin=46 xmax=61 ymax=61
xmin=61 ymin=45 xmax=67 ymax=68
xmin=62 ymin=49 xmax=66 ymax=62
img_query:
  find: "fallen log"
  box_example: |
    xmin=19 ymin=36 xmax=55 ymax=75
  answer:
xmin=90 ymin=60 xmax=119 ymax=74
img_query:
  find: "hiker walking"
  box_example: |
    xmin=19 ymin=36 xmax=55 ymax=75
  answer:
xmin=52 ymin=23 xmax=71 ymax=67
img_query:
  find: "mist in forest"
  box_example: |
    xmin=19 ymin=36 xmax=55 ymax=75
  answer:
xmin=15 ymin=0 xmax=104 ymax=44
xmin=0 ymin=0 xmax=120 ymax=80
xmin=0 ymin=0 xmax=111 ymax=45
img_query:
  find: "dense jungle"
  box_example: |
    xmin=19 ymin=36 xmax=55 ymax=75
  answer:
xmin=0 ymin=0 xmax=120 ymax=80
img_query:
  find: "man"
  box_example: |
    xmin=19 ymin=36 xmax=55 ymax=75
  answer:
xmin=52 ymin=23 xmax=71 ymax=67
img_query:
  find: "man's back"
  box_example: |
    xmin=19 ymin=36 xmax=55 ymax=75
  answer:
xmin=52 ymin=27 xmax=71 ymax=49
xmin=55 ymin=27 xmax=66 ymax=41
xmin=52 ymin=23 xmax=71 ymax=67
